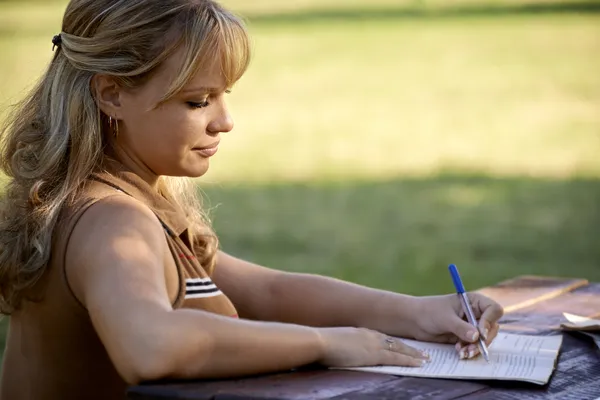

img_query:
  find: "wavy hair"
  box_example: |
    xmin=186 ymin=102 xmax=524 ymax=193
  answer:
xmin=0 ymin=0 xmax=251 ymax=314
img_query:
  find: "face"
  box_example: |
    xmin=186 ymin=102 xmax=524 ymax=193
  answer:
xmin=106 ymin=47 xmax=234 ymax=180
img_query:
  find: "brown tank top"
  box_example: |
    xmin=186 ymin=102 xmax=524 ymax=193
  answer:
xmin=0 ymin=161 xmax=238 ymax=400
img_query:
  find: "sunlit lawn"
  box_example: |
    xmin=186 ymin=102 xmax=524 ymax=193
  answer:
xmin=1 ymin=0 xmax=599 ymax=364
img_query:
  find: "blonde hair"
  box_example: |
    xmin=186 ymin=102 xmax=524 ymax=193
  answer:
xmin=0 ymin=0 xmax=251 ymax=314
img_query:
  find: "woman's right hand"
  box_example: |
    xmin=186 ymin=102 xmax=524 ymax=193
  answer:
xmin=315 ymin=327 xmax=430 ymax=368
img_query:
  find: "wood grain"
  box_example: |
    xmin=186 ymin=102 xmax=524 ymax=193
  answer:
xmin=129 ymin=370 xmax=399 ymax=400
xmin=328 ymin=377 xmax=486 ymax=400
xmin=476 ymin=275 xmax=588 ymax=313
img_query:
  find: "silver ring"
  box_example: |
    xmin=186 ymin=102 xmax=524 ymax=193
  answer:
xmin=384 ymin=337 xmax=395 ymax=351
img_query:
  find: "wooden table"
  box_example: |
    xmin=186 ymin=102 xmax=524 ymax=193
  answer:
xmin=128 ymin=276 xmax=600 ymax=400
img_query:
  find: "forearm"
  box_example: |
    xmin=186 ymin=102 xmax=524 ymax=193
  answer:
xmin=136 ymin=308 xmax=323 ymax=383
xmin=263 ymin=272 xmax=422 ymax=338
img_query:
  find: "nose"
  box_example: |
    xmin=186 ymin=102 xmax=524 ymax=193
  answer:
xmin=207 ymin=100 xmax=234 ymax=136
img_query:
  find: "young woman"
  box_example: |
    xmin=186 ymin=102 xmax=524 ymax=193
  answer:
xmin=0 ymin=1 xmax=503 ymax=399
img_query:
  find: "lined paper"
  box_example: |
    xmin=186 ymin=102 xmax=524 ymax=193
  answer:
xmin=339 ymin=333 xmax=562 ymax=385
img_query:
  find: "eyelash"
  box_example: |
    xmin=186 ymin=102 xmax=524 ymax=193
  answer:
xmin=186 ymin=91 xmax=231 ymax=109
xmin=187 ymin=100 xmax=211 ymax=109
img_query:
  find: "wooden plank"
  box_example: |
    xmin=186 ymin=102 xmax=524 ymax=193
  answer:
xmin=491 ymin=282 xmax=600 ymax=334
xmin=128 ymin=370 xmax=399 ymax=400
xmin=128 ymin=385 xmax=213 ymax=400
xmin=328 ymin=377 xmax=486 ymax=400
xmin=476 ymin=276 xmax=588 ymax=313
xmin=213 ymin=396 xmax=283 ymax=400
xmin=501 ymin=294 xmax=600 ymax=334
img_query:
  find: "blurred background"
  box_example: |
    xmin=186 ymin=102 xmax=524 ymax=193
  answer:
xmin=0 ymin=0 xmax=599 ymax=364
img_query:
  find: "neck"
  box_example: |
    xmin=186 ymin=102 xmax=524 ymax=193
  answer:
xmin=104 ymin=143 xmax=160 ymax=188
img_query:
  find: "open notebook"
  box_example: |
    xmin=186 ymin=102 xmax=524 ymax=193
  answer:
xmin=339 ymin=332 xmax=563 ymax=385
xmin=561 ymin=313 xmax=600 ymax=348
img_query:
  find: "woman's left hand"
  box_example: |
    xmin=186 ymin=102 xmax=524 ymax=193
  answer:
xmin=411 ymin=293 xmax=504 ymax=360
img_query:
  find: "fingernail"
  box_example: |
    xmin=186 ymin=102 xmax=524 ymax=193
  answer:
xmin=483 ymin=328 xmax=489 ymax=340
xmin=455 ymin=343 xmax=462 ymax=351
xmin=420 ymin=351 xmax=430 ymax=359
xmin=459 ymin=349 xmax=467 ymax=359
xmin=468 ymin=349 xmax=475 ymax=359
xmin=420 ymin=359 xmax=427 ymax=366
xmin=468 ymin=330 xmax=479 ymax=341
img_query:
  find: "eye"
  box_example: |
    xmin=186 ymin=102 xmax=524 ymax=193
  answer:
xmin=187 ymin=100 xmax=211 ymax=109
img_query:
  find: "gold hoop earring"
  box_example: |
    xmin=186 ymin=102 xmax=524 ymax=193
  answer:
xmin=109 ymin=116 xmax=119 ymax=138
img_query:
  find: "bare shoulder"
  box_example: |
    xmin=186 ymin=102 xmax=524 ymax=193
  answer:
xmin=65 ymin=193 xmax=170 ymax=308
xmin=70 ymin=193 xmax=163 ymax=241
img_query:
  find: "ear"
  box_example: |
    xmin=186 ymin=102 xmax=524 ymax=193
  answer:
xmin=91 ymin=74 xmax=123 ymax=119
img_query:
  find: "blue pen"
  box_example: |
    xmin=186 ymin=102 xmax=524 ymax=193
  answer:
xmin=448 ymin=264 xmax=490 ymax=362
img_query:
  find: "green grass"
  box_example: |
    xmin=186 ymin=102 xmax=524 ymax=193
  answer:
xmin=205 ymin=175 xmax=600 ymax=295
xmin=210 ymin=14 xmax=600 ymax=183
xmin=1 ymin=0 xmax=599 ymax=366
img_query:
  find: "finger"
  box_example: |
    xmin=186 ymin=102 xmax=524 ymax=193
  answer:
xmin=385 ymin=338 xmax=430 ymax=360
xmin=437 ymin=333 xmax=460 ymax=344
xmin=398 ymin=341 xmax=430 ymax=361
xmin=448 ymin=315 xmax=481 ymax=344
xmin=466 ymin=343 xmax=480 ymax=359
xmin=484 ymin=322 xmax=500 ymax=346
xmin=455 ymin=342 xmax=468 ymax=359
xmin=469 ymin=293 xmax=504 ymax=329
xmin=459 ymin=322 xmax=501 ymax=360
xmin=455 ymin=340 xmax=482 ymax=359
xmin=478 ymin=320 xmax=489 ymax=341
xmin=383 ymin=351 xmax=427 ymax=368
xmin=458 ymin=322 xmax=500 ymax=359
xmin=461 ymin=323 xmax=501 ymax=359
xmin=421 ymin=333 xmax=459 ymax=344
xmin=477 ymin=314 xmax=498 ymax=342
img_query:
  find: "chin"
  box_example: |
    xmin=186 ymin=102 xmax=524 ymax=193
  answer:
xmin=182 ymin=160 xmax=210 ymax=178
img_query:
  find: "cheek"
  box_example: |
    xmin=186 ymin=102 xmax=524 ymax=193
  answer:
xmin=141 ymin=107 xmax=205 ymax=153
xmin=167 ymin=112 xmax=208 ymax=155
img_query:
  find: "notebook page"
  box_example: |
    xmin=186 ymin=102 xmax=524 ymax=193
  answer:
xmin=561 ymin=313 xmax=600 ymax=331
xmin=481 ymin=332 xmax=562 ymax=358
xmin=340 ymin=333 xmax=562 ymax=385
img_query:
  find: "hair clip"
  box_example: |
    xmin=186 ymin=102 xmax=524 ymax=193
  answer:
xmin=52 ymin=34 xmax=62 ymax=51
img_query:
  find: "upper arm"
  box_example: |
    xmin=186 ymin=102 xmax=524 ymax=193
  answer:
xmin=212 ymin=251 xmax=283 ymax=321
xmin=65 ymin=195 xmax=173 ymax=382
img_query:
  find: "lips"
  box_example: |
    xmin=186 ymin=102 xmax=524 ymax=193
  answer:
xmin=194 ymin=141 xmax=220 ymax=150
xmin=193 ymin=141 xmax=220 ymax=157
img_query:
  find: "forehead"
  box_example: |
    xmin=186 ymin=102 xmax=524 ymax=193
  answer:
xmin=149 ymin=46 xmax=227 ymax=96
